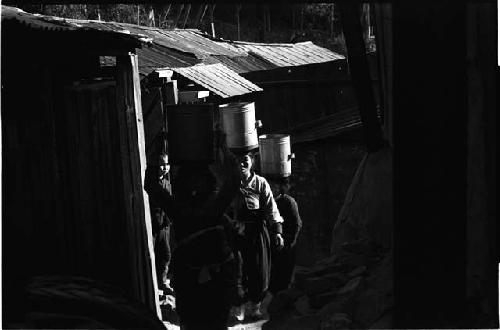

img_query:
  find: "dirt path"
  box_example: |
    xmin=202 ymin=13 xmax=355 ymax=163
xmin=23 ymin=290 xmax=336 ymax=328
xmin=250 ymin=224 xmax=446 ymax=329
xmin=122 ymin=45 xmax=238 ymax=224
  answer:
xmin=163 ymin=319 xmax=267 ymax=330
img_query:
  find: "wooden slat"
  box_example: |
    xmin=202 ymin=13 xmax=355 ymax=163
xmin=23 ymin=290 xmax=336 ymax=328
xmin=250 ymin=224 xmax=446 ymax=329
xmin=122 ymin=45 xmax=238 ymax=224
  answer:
xmin=116 ymin=53 xmax=160 ymax=318
xmin=339 ymin=2 xmax=384 ymax=152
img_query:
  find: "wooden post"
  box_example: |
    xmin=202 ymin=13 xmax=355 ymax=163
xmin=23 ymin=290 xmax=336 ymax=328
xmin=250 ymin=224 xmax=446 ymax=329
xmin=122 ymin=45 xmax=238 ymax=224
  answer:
xmin=338 ymin=1 xmax=384 ymax=152
xmin=198 ymin=4 xmax=208 ymax=27
xmin=115 ymin=53 xmax=161 ymax=319
xmin=174 ymin=4 xmax=184 ymax=28
xmin=182 ymin=4 xmax=191 ymax=29
xmin=236 ymin=4 xmax=241 ymax=40
xmin=392 ymin=2 xmax=467 ymax=327
xmin=373 ymin=4 xmax=393 ymax=146
xmin=193 ymin=4 xmax=204 ymax=28
xmin=210 ymin=4 xmax=216 ymax=37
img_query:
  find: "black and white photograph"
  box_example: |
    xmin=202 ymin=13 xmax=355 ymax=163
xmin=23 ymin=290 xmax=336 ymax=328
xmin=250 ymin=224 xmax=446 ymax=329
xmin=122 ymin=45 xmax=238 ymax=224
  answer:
xmin=1 ymin=1 xmax=498 ymax=329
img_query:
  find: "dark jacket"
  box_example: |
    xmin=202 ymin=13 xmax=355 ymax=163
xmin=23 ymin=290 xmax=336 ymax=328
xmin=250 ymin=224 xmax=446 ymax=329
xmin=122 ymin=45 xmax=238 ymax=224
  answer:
xmin=144 ymin=166 xmax=240 ymax=266
xmin=144 ymin=167 xmax=172 ymax=235
xmin=275 ymin=194 xmax=302 ymax=247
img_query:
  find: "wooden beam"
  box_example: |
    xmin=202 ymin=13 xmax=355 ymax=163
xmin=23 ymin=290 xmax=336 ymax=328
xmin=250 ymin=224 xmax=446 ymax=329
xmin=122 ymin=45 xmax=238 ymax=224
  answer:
xmin=178 ymin=90 xmax=210 ymax=104
xmin=338 ymin=1 xmax=384 ymax=152
xmin=392 ymin=2 xmax=467 ymax=327
xmin=154 ymin=69 xmax=174 ymax=80
xmin=115 ymin=53 xmax=161 ymax=319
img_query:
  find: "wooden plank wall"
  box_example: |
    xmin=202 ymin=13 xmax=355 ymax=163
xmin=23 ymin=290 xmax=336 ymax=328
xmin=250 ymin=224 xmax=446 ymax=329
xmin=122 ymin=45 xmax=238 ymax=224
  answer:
xmin=243 ymin=58 xmax=380 ymax=138
xmin=2 ymin=51 xmax=158 ymax=318
xmin=141 ymin=86 xmax=165 ymax=163
xmin=116 ymin=53 xmax=160 ymax=317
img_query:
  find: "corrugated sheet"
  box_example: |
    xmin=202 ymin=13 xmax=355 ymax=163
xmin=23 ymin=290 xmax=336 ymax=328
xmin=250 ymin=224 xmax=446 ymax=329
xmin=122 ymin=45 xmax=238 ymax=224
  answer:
xmin=1 ymin=6 xmax=149 ymax=47
xmin=204 ymin=54 xmax=278 ymax=74
xmin=221 ymin=41 xmax=345 ymax=68
xmin=136 ymin=44 xmax=200 ymax=77
xmin=289 ymin=108 xmax=362 ymax=144
xmin=172 ymin=63 xmax=263 ymax=98
xmin=3 ymin=5 xmax=344 ymax=99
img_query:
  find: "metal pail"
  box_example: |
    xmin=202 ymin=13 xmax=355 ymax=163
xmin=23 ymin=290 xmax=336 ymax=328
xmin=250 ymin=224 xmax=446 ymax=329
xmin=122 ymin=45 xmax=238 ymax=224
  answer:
xmin=219 ymin=102 xmax=260 ymax=152
xmin=258 ymin=134 xmax=293 ymax=177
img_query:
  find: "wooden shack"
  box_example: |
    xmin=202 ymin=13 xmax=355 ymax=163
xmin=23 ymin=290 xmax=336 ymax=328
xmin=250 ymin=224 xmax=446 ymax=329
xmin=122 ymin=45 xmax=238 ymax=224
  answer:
xmin=1 ymin=6 xmax=161 ymax=322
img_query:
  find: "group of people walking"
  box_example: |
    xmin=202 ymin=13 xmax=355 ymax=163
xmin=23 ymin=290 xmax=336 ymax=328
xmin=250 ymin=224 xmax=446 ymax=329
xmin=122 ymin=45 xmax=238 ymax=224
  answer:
xmin=145 ymin=146 xmax=302 ymax=330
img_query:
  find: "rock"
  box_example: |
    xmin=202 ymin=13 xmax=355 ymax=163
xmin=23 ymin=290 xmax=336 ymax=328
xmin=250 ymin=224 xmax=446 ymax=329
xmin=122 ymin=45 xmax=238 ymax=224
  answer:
xmin=264 ymin=314 xmax=320 ymax=330
xmin=317 ymin=299 xmax=344 ymax=318
xmin=268 ymin=288 xmax=304 ymax=314
xmin=319 ymin=313 xmax=352 ymax=330
xmin=338 ymin=276 xmax=363 ymax=295
xmin=262 ymin=314 xmax=287 ymax=330
xmin=323 ymin=272 xmax=349 ymax=287
xmin=309 ymin=289 xmax=338 ymax=309
xmin=348 ymin=265 xmax=367 ymax=278
xmin=315 ymin=255 xmax=339 ymax=267
xmin=280 ymin=287 xmax=304 ymax=302
xmin=294 ymin=267 xmax=315 ymax=288
xmin=368 ymin=310 xmax=393 ymax=329
xmin=353 ymin=254 xmax=393 ymax=327
xmin=294 ymin=296 xmax=313 ymax=315
xmin=302 ymin=277 xmax=334 ymax=296
xmin=312 ymin=262 xmax=353 ymax=277
xmin=289 ymin=315 xmax=321 ymax=329
xmin=341 ymin=239 xmax=372 ymax=255
xmin=340 ymin=253 xmax=369 ymax=268
xmin=354 ymin=288 xmax=392 ymax=327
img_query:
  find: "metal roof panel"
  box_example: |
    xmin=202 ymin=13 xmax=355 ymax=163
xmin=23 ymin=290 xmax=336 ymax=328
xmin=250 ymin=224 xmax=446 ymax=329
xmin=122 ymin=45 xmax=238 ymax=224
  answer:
xmin=172 ymin=63 xmax=262 ymax=98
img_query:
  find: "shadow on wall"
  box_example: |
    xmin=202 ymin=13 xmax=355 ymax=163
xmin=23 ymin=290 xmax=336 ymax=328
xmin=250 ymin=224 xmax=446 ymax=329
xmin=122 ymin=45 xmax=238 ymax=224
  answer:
xmin=331 ymin=147 xmax=393 ymax=253
xmin=291 ymin=133 xmax=366 ymax=266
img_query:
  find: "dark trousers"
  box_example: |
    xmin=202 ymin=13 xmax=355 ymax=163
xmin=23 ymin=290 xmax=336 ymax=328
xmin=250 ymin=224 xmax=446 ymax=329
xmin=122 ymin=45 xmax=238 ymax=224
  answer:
xmin=154 ymin=226 xmax=171 ymax=287
xmin=269 ymin=244 xmax=296 ymax=294
xmin=172 ymin=258 xmax=238 ymax=329
xmin=237 ymin=223 xmax=271 ymax=304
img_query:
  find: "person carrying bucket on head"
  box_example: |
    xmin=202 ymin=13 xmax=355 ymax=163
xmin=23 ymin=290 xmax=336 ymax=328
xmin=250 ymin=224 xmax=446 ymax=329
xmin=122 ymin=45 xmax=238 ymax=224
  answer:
xmin=228 ymin=150 xmax=284 ymax=322
xmin=219 ymin=101 xmax=284 ymax=322
xmin=258 ymin=134 xmax=302 ymax=296
xmin=268 ymin=176 xmax=302 ymax=295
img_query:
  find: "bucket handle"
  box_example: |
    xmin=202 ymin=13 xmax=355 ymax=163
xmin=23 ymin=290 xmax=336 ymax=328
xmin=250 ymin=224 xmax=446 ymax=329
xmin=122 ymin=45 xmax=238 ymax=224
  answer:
xmin=255 ymin=120 xmax=263 ymax=129
xmin=288 ymin=153 xmax=295 ymax=161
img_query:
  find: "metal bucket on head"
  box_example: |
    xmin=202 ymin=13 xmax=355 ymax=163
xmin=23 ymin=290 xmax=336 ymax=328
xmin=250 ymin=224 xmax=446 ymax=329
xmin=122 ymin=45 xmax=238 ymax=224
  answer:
xmin=168 ymin=104 xmax=214 ymax=164
xmin=258 ymin=134 xmax=294 ymax=178
xmin=219 ymin=102 xmax=261 ymax=153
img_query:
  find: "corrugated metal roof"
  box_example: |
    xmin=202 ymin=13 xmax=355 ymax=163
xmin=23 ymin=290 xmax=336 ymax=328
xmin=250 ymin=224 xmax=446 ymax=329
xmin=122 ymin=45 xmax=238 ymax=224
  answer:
xmin=204 ymin=54 xmax=278 ymax=74
xmin=136 ymin=44 xmax=200 ymax=77
xmin=172 ymin=63 xmax=263 ymax=98
xmin=289 ymin=108 xmax=362 ymax=144
xmin=3 ymin=6 xmax=344 ymax=99
xmin=1 ymin=6 xmax=150 ymax=46
xmin=219 ymin=41 xmax=345 ymax=68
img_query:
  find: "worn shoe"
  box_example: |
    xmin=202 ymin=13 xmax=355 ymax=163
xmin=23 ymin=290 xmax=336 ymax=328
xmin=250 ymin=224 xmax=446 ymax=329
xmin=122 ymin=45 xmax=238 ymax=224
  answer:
xmin=227 ymin=305 xmax=245 ymax=326
xmin=245 ymin=302 xmax=264 ymax=321
xmin=158 ymin=282 xmax=175 ymax=296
